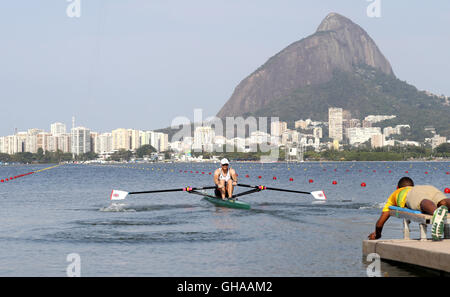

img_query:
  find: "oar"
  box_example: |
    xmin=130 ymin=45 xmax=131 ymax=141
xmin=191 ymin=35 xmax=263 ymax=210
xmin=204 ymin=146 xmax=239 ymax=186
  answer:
xmin=110 ymin=186 xmax=217 ymax=201
xmin=237 ymin=183 xmax=327 ymax=200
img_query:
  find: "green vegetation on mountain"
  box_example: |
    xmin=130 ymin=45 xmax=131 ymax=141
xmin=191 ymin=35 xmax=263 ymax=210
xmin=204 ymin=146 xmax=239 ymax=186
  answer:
xmin=245 ymin=65 xmax=450 ymax=140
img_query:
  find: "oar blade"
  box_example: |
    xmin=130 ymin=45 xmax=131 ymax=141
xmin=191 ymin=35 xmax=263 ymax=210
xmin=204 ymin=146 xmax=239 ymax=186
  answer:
xmin=110 ymin=190 xmax=129 ymax=201
xmin=311 ymin=190 xmax=327 ymax=200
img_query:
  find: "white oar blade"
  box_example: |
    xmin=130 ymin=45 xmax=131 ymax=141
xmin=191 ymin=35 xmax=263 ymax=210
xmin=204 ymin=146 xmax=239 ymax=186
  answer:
xmin=311 ymin=191 xmax=327 ymax=200
xmin=110 ymin=190 xmax=129 ymax=201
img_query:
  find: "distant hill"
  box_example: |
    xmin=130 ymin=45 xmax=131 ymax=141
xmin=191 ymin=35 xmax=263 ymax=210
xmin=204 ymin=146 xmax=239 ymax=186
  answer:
xmin=216 ymin=12 xmax=450 ymax=140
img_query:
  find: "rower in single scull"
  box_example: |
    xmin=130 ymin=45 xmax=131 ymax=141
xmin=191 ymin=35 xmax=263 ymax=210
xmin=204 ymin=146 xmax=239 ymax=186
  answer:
xmin=213 ymin=158 xmax=238 ymax=200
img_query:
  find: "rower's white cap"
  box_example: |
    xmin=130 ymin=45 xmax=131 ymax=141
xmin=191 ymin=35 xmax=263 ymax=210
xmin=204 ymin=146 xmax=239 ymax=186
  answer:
xmin=220 ymin=158 xmax=229 ymax=165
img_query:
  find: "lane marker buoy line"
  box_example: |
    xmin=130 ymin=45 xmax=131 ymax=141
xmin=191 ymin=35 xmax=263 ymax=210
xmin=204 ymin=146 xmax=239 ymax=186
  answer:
xmin=1 ymin=164 xmax=63 ymax=183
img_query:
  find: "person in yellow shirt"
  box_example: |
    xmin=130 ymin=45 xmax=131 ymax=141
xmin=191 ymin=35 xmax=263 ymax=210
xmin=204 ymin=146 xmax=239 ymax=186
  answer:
xmin=368 ymin=177 xmax=449 ymax=241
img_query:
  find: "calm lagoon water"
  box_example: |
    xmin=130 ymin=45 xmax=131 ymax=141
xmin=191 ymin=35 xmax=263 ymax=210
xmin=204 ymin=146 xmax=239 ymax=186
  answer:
xmin=0 ymin=161 xmax=449 ymax=276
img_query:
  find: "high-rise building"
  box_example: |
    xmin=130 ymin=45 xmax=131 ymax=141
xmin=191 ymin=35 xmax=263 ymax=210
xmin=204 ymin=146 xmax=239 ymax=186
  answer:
xmin=313 ymin=127 xmax=323 ymax=139
xmin=328 ymin=107 xmax=343 ymax=142
xmin=130 ymin=130 xmax=141 ymax=151
xmin=141 ymin=131 xmax=157 ymax=149
xmin=112 ymin=128 xmax=131 ymax=151
xmin=271 ymin=121 xmax=288 ymax=137
xmin=193 ymin=126 xmax=215 ymax=152
xmin=281 ymin=129 xmax=300 ymax=145
xmin=25 ymin=129 xmax=43 ymax=153
xmin=71 ymin=127 xmax=91 ymax=155
xmin=371 ymin=134 xmax=385 ymax=148
xmin=94 ymin=133 xmax=112 ymax=154
xmin=90 ymin=132 xmax=98 ymax=153
xmin=57 ymin=134 xmax=71 ymax=153
xmin=37 ymin=132 xmax=52 ymax=152
xmin=158 ymin=133 xmax=168 ymax=152
xmin=50 ymin=122 xmax=66 ymax=136
xmin=0 ymin=137 xmax=5 ymax=154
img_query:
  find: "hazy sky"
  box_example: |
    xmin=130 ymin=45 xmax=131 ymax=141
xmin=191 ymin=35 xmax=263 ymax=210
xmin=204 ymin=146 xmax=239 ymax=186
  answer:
xmin=1 ymin=1 xmax=449 ymax=136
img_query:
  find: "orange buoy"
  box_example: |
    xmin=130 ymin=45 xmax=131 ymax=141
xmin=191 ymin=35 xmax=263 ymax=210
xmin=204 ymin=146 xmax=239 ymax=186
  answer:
xmin=444 ymin=188 xmax=450 ymax=194
xmin=332 ymin=180 xmax=337 ymax=185
xmin=361 ymin=182 xmax=366 ymax=187
xmin=309 ymin=179 xmax=314 ymax=183
xmin=289 ymin=178 xmax=294 ymax=182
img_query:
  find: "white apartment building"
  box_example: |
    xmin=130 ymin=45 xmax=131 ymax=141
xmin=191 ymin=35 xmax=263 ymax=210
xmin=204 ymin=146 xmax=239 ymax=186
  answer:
xmin=313 ymin=127 xmax=323 ymax=139
xmin=112 ymin=128 xmax=131 ymax=151
xmin=130 ymin=129 xmax=141 ymax=151
xmin=295 ymin=119 xmax=311 ymax=130
xmin=431 ymin=134 xmax=447 ymax=149
xmin=193 ymin=126 xmax=215 ymax=152
xmin=37 ymin=132 xmax=52 ymax=152
xmin=383 ymin=125 xmax=410 ymax=138
xmin=347 ymin=127 xmax=382 ymax=146
xmin=364 ymin=115 xmax=396 ymax=124
xmin=94 ymin=133 xmax=113 ymax=154
xmin=50 ymin=122 xmax=66 ymax=136
xmin=0 ymin=133 xmax=27 ymax=154
xmin=141 ymin=131 xmax=156 ymax=148
xmin=328 ymin=107 xmax=343 ymax=142
xmin=250 ymin=131 xmax=271 ymax=145
xmin=281 ymin=129 xmax=300 ymax=145
xmin=371 ymin=134 xmax=385 ymax=148
xmin=71 ymin=127 xmax=91 ymax=155
xmin=57 ymin=134 xmax=71 ymax=153
xmin=140 ymin=131 xmax=168 ymax=152
xmin=157 ymin=132 xmax=168 ymax=152
xmin=271 ymin=121 xmax=287 ymax=137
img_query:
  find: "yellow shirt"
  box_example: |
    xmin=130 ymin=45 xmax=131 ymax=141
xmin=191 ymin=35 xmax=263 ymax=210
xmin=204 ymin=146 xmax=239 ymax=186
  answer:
xmin=382 ymin=186 xmax=413 ymax=212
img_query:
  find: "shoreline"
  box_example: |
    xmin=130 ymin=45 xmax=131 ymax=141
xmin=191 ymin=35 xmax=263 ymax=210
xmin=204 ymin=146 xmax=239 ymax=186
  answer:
xmin=2 ymin=160 xmax=449 ymax=166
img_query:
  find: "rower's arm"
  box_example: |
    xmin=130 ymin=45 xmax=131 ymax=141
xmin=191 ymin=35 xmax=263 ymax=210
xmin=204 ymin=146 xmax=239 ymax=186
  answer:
xmin=231 ymin=169 xmax=238 ymax=185
xmin=213 ymin=170 xmax=220 ymax=186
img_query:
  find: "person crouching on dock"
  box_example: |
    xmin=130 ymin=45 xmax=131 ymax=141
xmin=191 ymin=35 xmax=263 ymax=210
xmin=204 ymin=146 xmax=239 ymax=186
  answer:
xmin=368 ymin=177 xmax=450 ymax=241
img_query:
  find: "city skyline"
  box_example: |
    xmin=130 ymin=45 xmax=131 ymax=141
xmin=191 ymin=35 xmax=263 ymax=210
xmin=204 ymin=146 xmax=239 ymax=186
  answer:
xmin=1 ymin=107 xmax=447 ymax=161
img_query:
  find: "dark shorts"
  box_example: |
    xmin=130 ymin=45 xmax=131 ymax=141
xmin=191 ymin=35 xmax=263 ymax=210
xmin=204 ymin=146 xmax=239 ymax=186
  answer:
xmin=214 ymin=187 xmax=229 ymax=198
